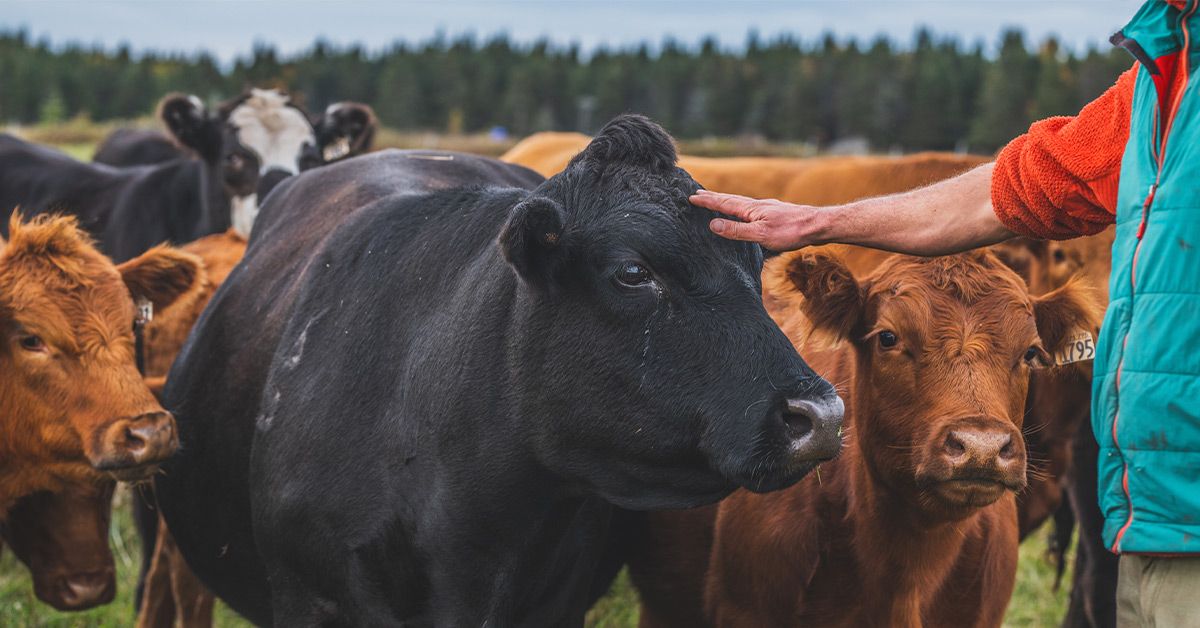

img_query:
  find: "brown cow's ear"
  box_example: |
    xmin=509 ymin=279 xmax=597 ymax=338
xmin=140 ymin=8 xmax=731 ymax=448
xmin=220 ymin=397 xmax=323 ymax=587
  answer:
xmin=117 ymin=246 xmax=206 ymax=313
xmin=1032 ymin=276 xmax=1103 ymax=357
xmin=778 ymin=251 xmax=864 ymax=345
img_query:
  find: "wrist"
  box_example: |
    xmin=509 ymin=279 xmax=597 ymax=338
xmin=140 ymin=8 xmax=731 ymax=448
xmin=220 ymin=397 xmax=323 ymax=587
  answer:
xmin=805 ymin=202 xmax=851 ymax=247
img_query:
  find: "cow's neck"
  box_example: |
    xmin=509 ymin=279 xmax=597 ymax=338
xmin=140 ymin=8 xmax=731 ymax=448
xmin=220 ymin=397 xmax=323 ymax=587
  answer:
xmin=195 ymin=159 xmax=231 ymax=236
xmin=157 ymin=158 xmax=229 ymax=243
xmin=846 ymin=407 xmax=985 ymax=626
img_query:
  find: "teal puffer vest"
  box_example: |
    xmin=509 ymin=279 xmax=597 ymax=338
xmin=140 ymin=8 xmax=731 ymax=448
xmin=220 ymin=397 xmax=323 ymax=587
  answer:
xmin=1094 ymin=0 xmax=1200 ymax=554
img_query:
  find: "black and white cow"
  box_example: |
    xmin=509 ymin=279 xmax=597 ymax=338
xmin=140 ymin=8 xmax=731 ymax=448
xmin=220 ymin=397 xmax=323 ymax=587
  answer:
xmin=0 ymin=89 xmax=369 ymax=262
xmin=155 ymin=115 xmax=845 ymax=626
xmin=93 ymin=96 xmax=376 ymax=168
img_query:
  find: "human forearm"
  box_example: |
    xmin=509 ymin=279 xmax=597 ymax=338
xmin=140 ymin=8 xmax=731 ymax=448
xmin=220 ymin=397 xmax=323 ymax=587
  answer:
xmin=694 ymin=163 xmax=1014 ymax=255
xmin=818 ymin=163 xmax=1013 ymax=255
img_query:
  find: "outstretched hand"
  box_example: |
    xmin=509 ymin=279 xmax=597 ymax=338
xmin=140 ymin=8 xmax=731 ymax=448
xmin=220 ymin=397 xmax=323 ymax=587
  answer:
xmin=689 ymin=189 xmax=825 ymax=252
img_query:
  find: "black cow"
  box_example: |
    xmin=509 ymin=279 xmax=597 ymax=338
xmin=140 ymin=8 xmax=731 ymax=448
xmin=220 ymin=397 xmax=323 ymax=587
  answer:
xmin=94 ymin=99 xmax=376 ymax=168
xmin=0 ymin=89 xmax=367 ymax=262
xmin=92 ymin=128 xmax=184 ymax=166
xmin=155 ymin=115 xmax=844 ymax=626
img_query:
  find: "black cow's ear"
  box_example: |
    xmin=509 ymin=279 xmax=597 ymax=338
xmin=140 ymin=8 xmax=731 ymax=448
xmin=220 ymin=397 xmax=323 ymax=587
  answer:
xmin=158 ymin=93 xmax=220 ymax=162
xmin=314 ymin=102 xmax=377 ymax=162
xmin=499 ymin=196 xmax=565 ymax=283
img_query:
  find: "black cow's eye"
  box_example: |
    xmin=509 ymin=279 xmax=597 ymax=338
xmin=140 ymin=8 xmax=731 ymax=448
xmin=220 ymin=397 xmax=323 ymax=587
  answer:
xmin=878 ymin=330 xmax=898 ymax=349
xmin=615 ymin=262 xmax=653 ymax=287
xmin=19 ymin=335 xmax=46 ymax=352
xmin=1024 ymin=346 xmax=1041 ymax=363
xmin=226 ymin=153 xmax=245 ymax=169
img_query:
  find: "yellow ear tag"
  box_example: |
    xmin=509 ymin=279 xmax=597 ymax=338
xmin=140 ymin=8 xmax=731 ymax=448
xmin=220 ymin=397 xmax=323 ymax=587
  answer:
xmin=1054 ymin=330 xmax=1095 ymax=366
xmin=136 ymin=298 xmax=154 ymax=325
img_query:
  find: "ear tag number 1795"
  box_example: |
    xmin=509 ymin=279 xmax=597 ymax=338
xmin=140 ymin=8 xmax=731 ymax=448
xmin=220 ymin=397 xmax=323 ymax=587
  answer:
xmin=1055 ymin=331 xmax=1095 ymax=366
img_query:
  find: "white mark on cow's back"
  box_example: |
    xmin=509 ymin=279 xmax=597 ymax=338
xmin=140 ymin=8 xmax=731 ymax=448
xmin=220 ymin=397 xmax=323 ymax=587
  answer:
xmin=285 ymin=317 xmax=316 ymax=369
xmin=256 ymin=389 xmax=282 ymax=431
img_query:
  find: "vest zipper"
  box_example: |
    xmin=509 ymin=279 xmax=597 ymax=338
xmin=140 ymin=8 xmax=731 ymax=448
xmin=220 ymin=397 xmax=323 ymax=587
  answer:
xmin=1111 ymin=1 xmax=1196 ymax=553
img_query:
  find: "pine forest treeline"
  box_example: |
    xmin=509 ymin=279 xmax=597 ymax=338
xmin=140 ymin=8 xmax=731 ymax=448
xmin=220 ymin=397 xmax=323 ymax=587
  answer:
xmin=0 ymin=28 xmax=1132 ymax=153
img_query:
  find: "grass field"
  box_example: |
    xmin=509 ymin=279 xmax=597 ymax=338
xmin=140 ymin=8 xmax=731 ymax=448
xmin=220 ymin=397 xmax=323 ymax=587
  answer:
xmin=1 ymin=131 xmax=1068 ymax=626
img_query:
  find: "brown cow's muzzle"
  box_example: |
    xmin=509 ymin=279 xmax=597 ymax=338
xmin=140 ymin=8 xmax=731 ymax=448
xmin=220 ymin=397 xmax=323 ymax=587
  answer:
xmin=921 ymin=416 xmax=1027 ymax=510
xmin=40 ymin=569 xmax=116 ymax=611
xmin=90 ymin=411 xmax=179 ymax=481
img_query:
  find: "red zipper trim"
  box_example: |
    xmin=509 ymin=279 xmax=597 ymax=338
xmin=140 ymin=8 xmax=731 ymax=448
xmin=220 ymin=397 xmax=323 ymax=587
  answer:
xmin=1111 ymin=1 xmax=1196 ymax=553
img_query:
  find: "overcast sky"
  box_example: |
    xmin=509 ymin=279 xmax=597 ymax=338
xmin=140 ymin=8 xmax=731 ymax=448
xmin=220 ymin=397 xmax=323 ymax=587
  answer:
xmin=3 ymin=1 xmax=1140 ymax=63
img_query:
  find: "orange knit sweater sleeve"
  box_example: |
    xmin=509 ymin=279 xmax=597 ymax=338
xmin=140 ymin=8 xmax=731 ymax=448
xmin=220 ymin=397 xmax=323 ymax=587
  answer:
xmin=991 ymin=65 xmax=1138 ymax=240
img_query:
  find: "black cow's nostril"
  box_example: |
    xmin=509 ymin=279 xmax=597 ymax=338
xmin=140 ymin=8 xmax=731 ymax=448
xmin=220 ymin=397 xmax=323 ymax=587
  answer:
xmin=783 ymin=398 xmax=824 ymax=437
xmin=783 ymin=411 xmax=814 ymax=437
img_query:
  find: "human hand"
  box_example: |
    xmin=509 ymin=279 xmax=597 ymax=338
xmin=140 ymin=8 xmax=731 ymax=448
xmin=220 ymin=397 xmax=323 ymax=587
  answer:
xmin=690 ymin=190 xmax=826 ymax=252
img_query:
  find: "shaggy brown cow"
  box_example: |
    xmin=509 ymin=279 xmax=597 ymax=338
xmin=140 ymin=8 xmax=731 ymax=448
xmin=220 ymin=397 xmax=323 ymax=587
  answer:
xmin=631 ymin=250 xmax=1100 ymax=628
xmin=0 ymin=481 xmax=116 ymax=610
xmin=500 ymin=132 xmax=988 ymax=202
xmin=137 ymin=228 xmax=246 ymax=628
xmin=0 ymin=213 xmax=202 ymax=513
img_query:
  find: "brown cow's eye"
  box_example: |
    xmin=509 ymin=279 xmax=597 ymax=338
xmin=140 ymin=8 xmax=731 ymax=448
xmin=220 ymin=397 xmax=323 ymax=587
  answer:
xmin=1024 ymin=346 xmax=1041 ymax=364
xmin=19 ymin=335 xmax=46 ymax=352
xmin=878 ymin=331 xmax=898 ymax=349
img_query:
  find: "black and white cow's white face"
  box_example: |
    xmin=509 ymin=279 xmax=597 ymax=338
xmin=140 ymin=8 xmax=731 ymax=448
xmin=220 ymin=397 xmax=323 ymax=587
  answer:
xmin=219 ymin=89 xmax=322 ymax=236
xmin=159 ymin=89 xmax=374 ymax=238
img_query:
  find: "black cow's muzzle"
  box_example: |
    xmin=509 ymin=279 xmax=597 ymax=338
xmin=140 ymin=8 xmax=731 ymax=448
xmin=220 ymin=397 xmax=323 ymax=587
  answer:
xmin=783 ymin=394 xmax=845 ymax=463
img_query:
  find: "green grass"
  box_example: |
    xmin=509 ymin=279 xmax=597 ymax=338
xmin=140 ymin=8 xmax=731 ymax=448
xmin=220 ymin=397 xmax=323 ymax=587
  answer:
xmin=2 ymin=487 xmax=1069 ymax=627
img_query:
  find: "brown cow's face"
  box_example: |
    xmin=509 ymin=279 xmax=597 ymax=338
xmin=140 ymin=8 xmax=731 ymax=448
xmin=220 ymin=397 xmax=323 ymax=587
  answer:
xmin=0 ymin=216 xmax=201 ymax=496
xmin=0 ymin=481 xmax=116 ymax=610
xmin=782 ymin=250 xmax=1100 ymax=521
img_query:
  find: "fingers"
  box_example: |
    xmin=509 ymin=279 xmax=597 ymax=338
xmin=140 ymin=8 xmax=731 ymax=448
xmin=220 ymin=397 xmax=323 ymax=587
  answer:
xmin=690 ymin=190 xmax=760 ymax=220
xmin=709 ymin=218 xmax=766 ymax=244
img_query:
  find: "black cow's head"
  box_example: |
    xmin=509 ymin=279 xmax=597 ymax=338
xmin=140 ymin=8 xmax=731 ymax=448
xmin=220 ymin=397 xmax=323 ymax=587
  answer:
xmin=500 ymin=115 xmax=844 ymax=509
xmin=157 ymin=89 xmax=375 ymax=238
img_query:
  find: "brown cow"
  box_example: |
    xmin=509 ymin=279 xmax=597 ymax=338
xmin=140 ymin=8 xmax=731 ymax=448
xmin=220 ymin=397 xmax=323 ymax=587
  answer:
xmin=631 ymin=249 xmax=1100 ymax=628
xmin=0 ymin=480 xmax=116 ymax=610
xmin=500 ymin=131 xmax=988 ymax=202
xmin=137 ymin=228 xmax=247 ymax=628
xmin=0 ymin=213 xmax=201 ymax=512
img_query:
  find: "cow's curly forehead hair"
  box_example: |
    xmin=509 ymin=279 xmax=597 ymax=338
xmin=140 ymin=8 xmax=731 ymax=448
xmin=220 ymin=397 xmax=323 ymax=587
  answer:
xmin=560 ymin=114 xmax=700 ymax=216
xmin=1 ymin=213 xmax=113 ymax=288
xmin=0 ymin=214 xmax=132 ymax=355
xmin=869 ymin=250 xmax=1030 ymax=306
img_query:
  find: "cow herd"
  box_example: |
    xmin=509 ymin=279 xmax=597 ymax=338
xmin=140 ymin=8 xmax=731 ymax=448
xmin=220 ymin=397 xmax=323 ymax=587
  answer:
xmin=0 ymin=93 xmax=1118 ymax=627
